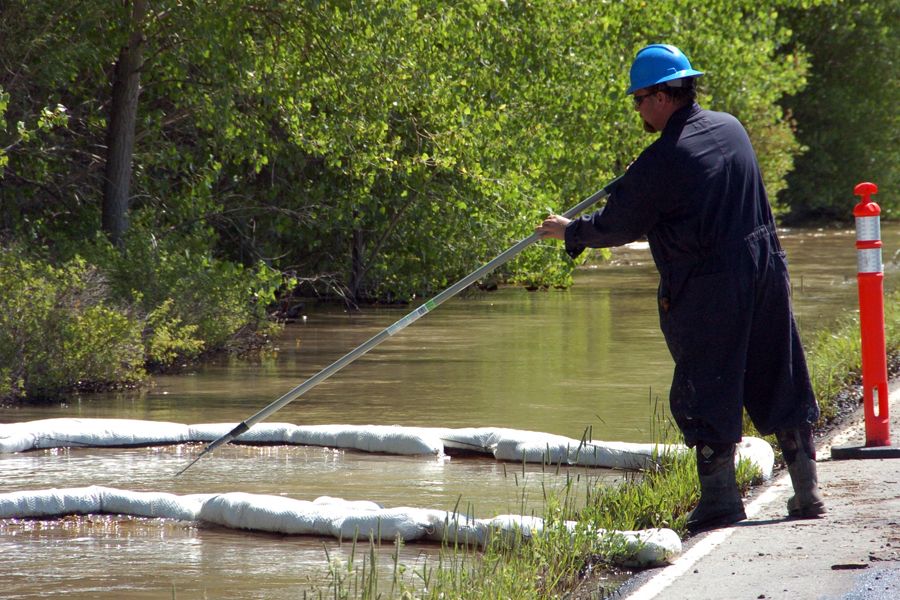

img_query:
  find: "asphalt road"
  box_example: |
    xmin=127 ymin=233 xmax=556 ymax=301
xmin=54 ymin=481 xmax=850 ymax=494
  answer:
xmin=618 ymin=382 xmax=900 ymax=600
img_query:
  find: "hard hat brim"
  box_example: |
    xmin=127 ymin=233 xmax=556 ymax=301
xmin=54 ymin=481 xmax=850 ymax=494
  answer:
xmin=626 ymin=69 xmax=704 ymax=95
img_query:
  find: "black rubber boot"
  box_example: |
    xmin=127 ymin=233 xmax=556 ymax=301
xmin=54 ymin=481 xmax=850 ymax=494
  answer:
xmin=686 ymin=443 xmax=747 ymax=534
xmin=775 ymin=426 xmax=826 ymax=518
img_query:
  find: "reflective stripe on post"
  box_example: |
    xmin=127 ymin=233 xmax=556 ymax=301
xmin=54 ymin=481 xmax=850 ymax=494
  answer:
xmin=852 ymin=181 xmax=891 ymax=447
xmin=855 ymin=215 xmax=881 ymax=241
xmin=857 ymin=248 xmax=883 ymax=273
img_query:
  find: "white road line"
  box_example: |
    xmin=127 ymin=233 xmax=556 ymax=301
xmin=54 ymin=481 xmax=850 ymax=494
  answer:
xmin=623 ymin=473 xmax=793 ymax=600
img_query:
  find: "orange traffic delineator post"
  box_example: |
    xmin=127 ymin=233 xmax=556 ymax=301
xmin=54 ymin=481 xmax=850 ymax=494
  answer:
xmin=832 ymin=182 xmax=900 ymax=460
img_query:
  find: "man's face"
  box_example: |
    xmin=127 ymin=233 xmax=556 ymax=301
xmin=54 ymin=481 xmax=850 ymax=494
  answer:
xmin=632 ymin=87 xmax=664 ymax=133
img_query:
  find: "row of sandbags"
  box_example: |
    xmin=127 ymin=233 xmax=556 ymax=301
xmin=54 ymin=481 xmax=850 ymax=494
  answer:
xmin=0 ymin=418 xmax=775 ymax=477
xmin=0 ymin=485 xmax=681 ymax=567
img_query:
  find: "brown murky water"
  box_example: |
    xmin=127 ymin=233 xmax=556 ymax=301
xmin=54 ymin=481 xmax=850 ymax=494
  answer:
xmin=2 ymin=225 xmax=897 ymax=598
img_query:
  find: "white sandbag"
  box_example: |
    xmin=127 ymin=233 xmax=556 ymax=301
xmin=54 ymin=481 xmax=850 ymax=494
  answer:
xmin=421 ymin=510 xmax=489 ymax=545
xmin=0 ymin=486 xmax=102 ymax=518
xmin=198 ymin=492 xmax=342 ymax=537
xmin=595 ymin=527 xmax=683 ymax=568
xmin=427 ymin=513 xmax=681 ymax=567
xmin=736 ymin=437 xmax=776 ymax=480
xmin=313 ymin=496 xmax=383 ymax=511
xmin=0 ymin=486 xmax=682 ymax=567
xmin=431 ymin=427 xmax=500 ymax=454
xmin=437 ymin=426 xmax=668 ymax=470
xmin=0 ymin=486 xmax=210 ymax=521
xmin=492 ymin=431 xmax=583 ymax=465
xmin=98 ymin=487 xmax=209 ymax=521
xmin=0 ymin=418 xmax=774 ymax=479
xmin=485 ymin=428 xmax=774 ymax=479
xmin=198 ymin=493 xmax=435 ymax=541
xmin=460 ymin=516 xmax=681 ymax=567
xmin=334 ymin=506 xmax=437 ymax=541
xmin=0 ymin=424 xmax=35 ymax=453
xmin=474 ymin=427 xmax=672 ymax=471
xmin=568 ymin=441 xmax=678 ymax=471
xmin=483 ymin=514 xmax=547 ymax=540
xmin=188 ymin=423 xmax=297 ymax=444
xmin=0 ymin=418 xmax=191 ymax=452
xmin=288 ymin=424 xmax=444 ymax=455
xmin=0 ymin=419 xmax=444 ymax=456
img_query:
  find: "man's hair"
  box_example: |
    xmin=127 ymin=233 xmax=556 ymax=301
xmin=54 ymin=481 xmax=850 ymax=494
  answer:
xmin=661 ymin=78 xmax=697 ymax=104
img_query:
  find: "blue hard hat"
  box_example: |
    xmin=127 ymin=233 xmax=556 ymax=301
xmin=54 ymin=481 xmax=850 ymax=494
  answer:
xmin=627 ymin=44 xmax=704 ymax=94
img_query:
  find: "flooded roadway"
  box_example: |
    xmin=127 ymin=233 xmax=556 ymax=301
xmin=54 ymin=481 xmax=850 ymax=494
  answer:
xmin=2 ymin=225 xmax=897 ymax=598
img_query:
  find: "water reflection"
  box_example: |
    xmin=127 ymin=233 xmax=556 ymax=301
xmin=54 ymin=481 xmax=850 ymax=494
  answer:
xmin=0 ymin=514 xmax=425 ymax=599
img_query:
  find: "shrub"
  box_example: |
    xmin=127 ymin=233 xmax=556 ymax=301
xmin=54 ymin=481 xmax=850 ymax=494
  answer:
xmin=83 ymin=226 xmax=285 ymax=355
xmin=0 ymin=248 xmax=145 ymax=400
xmin=0 ymin=229 xmax=286 ymax=401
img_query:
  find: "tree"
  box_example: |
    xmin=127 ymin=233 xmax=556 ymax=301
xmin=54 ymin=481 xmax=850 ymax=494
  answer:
xmin=781 ymin=0 xmax=899 ymax=222
xmin=2 ymin=0 xmax=820 ymax=303
xmin=102 ymin=0 xmax=148 ymax=247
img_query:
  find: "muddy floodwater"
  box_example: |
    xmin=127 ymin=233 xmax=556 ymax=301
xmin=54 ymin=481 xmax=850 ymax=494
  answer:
xmin=2 ymin=225 xmax=898 ymax=598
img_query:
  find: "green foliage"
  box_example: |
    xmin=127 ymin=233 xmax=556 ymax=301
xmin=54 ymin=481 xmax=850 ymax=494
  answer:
xmin=586 ymin=452 xmax=696 ymax=535
xmin=83 ymin=225 xmax=285 ymax=353
xmin=9 ymin=0 xmax=886 ymax=396
xmin=781 ymin=0 xmax=900 ymax=222
xmin=806 ymin=314 xmax=864 ymax=421
xmin=144 ymin=299 xmax=204 ymax=368
xmin=0 ymin=248 xmax=145 ymax=400
xmin=230 ymin=0 xmax=814 ymax=297
xmin=0 ymin=234 xmax=284 ymax=401
xmin=308 ymin=477 xmax=630 ymax=598
xmin=2 ymin=0 xmax=819 ymax=305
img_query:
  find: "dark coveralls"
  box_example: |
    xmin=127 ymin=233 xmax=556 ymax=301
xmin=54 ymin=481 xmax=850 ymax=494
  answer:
xmin=564 ymin=103 xmax=820 ymax=446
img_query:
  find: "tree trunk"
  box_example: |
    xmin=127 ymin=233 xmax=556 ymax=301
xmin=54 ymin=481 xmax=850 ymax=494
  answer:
xmin=349 ymin=211 xmax=364 ymax=307
xmin=102 ymin=0 xmax=147 ymax=248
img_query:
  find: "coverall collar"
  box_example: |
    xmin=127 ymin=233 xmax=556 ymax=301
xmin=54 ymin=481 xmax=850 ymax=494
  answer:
xmin=663 ymin=102 xmax=702 ymax=136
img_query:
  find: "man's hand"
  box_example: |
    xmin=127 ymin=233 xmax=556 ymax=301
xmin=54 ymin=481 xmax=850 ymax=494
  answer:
xmin=535 ymin=214 xmax=571 ymax=240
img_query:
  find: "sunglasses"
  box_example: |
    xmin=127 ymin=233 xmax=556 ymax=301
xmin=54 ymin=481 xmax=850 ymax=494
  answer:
xmin=632 ymin=91 xmax=657 ymax=108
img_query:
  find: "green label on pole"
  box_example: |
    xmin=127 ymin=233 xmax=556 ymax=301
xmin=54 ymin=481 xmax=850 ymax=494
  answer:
xmin=387 ymin=301 xmax=434 ymax=336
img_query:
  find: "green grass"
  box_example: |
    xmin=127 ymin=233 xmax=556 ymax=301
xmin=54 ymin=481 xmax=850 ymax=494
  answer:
xmin=807 ymin=289 xmax=900 ymax=423
xmin=295 ymin=439 xmax=761 ymax=599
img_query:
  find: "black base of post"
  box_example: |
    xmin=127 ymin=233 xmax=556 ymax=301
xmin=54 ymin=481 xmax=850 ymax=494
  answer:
xmin=831 ymin=444 xmax=900 ymax=460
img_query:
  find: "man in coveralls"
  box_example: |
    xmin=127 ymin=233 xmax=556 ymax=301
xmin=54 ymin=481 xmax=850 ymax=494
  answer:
xmin=536 ymin=44 xmax=826 ymax=533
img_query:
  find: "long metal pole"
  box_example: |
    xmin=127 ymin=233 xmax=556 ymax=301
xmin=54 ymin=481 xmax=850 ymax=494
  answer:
xmin=175 ymin=176 xmax=620 ymax=476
